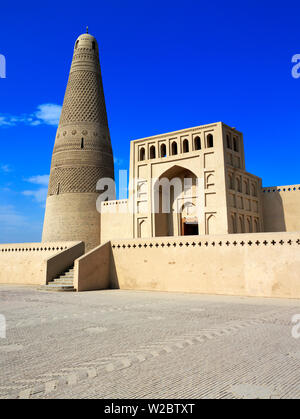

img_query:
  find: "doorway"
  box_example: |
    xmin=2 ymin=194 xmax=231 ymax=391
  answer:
xmin=182 ymin=218 xmax=199 ymax=236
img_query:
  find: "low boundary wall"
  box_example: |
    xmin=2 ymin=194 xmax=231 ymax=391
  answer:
xmin=75 ymin=232 xmax=300 ymax=298
xmin=0 ymin=242 xmax=83 ymax=285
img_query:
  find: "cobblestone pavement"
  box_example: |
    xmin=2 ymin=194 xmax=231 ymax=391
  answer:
xmin=0 ymin=285 xmax=300 ymax=399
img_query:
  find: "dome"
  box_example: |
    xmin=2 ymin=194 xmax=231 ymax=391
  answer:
xmin=74 ymin=31 xmax=98 ymax=50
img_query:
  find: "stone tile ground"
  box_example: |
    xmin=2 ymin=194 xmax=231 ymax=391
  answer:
xmin=0 ymin=285 xmax=300 ymax=399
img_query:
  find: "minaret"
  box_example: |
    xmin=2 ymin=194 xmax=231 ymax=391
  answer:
xmin=42 ymin=31 xmax=114 ymax=251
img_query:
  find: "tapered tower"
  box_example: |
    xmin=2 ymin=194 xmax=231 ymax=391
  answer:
xmin=42 ymin=32 xmax=114 ymax=251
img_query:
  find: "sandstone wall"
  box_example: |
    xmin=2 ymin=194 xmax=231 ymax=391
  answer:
xmin=100 ymin=200 xmax=133 ymax=242
xmin=109 ymin=232 xmax=300 ymax=299
xmin=262 ymin=185 xmax=300 ymax=232
xmin=0 ymin=242 xmax=80 ymax=285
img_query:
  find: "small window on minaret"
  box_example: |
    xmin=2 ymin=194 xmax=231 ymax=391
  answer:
xmin=75 ymin=40 xmax=79 ymax=49
xmin=81 ymin=138 xmax=84 ymax=149
xmin=57 ymin=183 xmax=60 ymax=195
xmin=92 ymin=41 xmax=95 ymax=50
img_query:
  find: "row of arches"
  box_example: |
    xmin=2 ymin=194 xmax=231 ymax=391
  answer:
xmin=226 ymin=134 xmax=239 ymax=152
xmin=231 ymin=214 xmax=260 ymax=233
xmin=228 ymin=174 xmax=257 ymax=196
xmin=139 ymin=134 xmax=213 ymax=161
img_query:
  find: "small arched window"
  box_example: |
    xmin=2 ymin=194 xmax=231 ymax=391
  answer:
xmin=56 ymin=183 xmax=60 ymax=195
xmin=244 ymin=180 xmax=250 ymax=195
xmin=150 ymin=145 xmax=156 ymax=159
xmin=81 ymin=138 xmax=84 ymax=149
xmin=233 ymin=137 xmax=239 ymax=152
xmin=160 ymin=143 xmax=167 ymax=157
xmin=207 ymin=134 xmax=214 ymax=148
xmin=239 ymin=216 xmax=245 ymax=233
xmin=226 ymin=134 xmax=232 ymax=149
xmin=75 ymin=40 xmax=79 ymax=49
xmin=236 ymin=177 xmax=242 ymax=192
xmin=229 ymin=174 xmax=234 ymax=189
xmin=251 ymin=184 xmax=257 ymax=196
xmin=139 ymin=147 xmax=145 ymax=161
xmin=92 ymin=41 xmax=95 ymax=50
xmin=194 ymin=136 xmax=201 ymax=150
xmin=171 ymin=142 xmax=178 ymax=155
xmin=231 ymin=214 xmax=237 ymax=234
xmin=183 ymin=139 xmax=189 ymax=153
xmin=247 ymin=218 xmax=252 ymax=233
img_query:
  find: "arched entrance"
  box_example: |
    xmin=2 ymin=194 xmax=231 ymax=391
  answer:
xmin=153 ymin=166 xmax=199 ymax=237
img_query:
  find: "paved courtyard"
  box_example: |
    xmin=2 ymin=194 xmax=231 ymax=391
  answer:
xmin=0 ymin=285 xmax=300 ymax=399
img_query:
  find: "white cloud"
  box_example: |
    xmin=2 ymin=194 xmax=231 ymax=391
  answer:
xmin=22 ymin=188 xmax=48 ymax=204
xmin=22 ymin=174 xmax=49 ymax=205
xmin=0 ymin=164 xmax=12 ymax=173
xmin=0 ymin=103 xmax=62 ymax=128
xmin=0 ymin=116 xmax=14 ymax=127
xmin=25 ymin=175 xmax=49 ymax=186
xmin=34 ymin=104 xmax=62 ymax=126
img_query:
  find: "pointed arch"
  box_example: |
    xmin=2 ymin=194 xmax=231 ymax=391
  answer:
xmin=194 ymin=136 xmax=201 ymax=150
xmin=139 ymin=147 xmax=145 ymax=161
xmin=150 ymin=145 xmax=156 ymax=159
xmin=207 ymin=134 xmax=214 ymax=148
xmin=160 ymin=143 xmax=167 ymax=157
xmin=171 ymin=141 xmax=178 ymax=155
xmin=183 ymin=139 xmax=189 ymax=153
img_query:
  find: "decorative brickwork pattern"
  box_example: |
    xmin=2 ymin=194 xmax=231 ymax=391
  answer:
xmin=59 ymin=71 xmax=108 ymax=126
xmin=48 ymin=166 xmax=114 ymax=195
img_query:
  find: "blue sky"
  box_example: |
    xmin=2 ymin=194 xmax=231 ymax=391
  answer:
xmin=0 ymin=0 xmax=299 ymax=243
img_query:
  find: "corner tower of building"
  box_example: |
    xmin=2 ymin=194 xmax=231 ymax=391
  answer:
xmin=42 ymin=32 xmax=114 ymax=251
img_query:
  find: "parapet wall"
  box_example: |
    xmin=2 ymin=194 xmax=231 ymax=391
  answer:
xmin=262 ymin=185 xmax=300 ymax=232
xmin=109 ymin=232 xmax=300 ymax=299
xmin=0 ymin=242 xmax=79 ymax=285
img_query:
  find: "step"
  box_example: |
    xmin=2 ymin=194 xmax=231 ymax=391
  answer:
xmin=39 ymin=284 xmax=76 ymax=292
xmin=53 ymin=278 xmax=74 ymax=282
xmin=52 ymin=278 xmax=74 ymax=283
xmin=52 ymin=281 xmax=74 ymax=286
xmin=52 ymin=282 xmax=74 ymax=286
xmin=56 ymin=274 xmax=74 ymax=279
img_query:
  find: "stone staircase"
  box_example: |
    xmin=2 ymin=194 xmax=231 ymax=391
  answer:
xmin=39 ymin=265 xmax=76 ymax=292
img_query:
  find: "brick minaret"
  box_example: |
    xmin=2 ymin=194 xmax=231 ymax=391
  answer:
xmin=42 ymin=32 xmax=114 ymax=251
